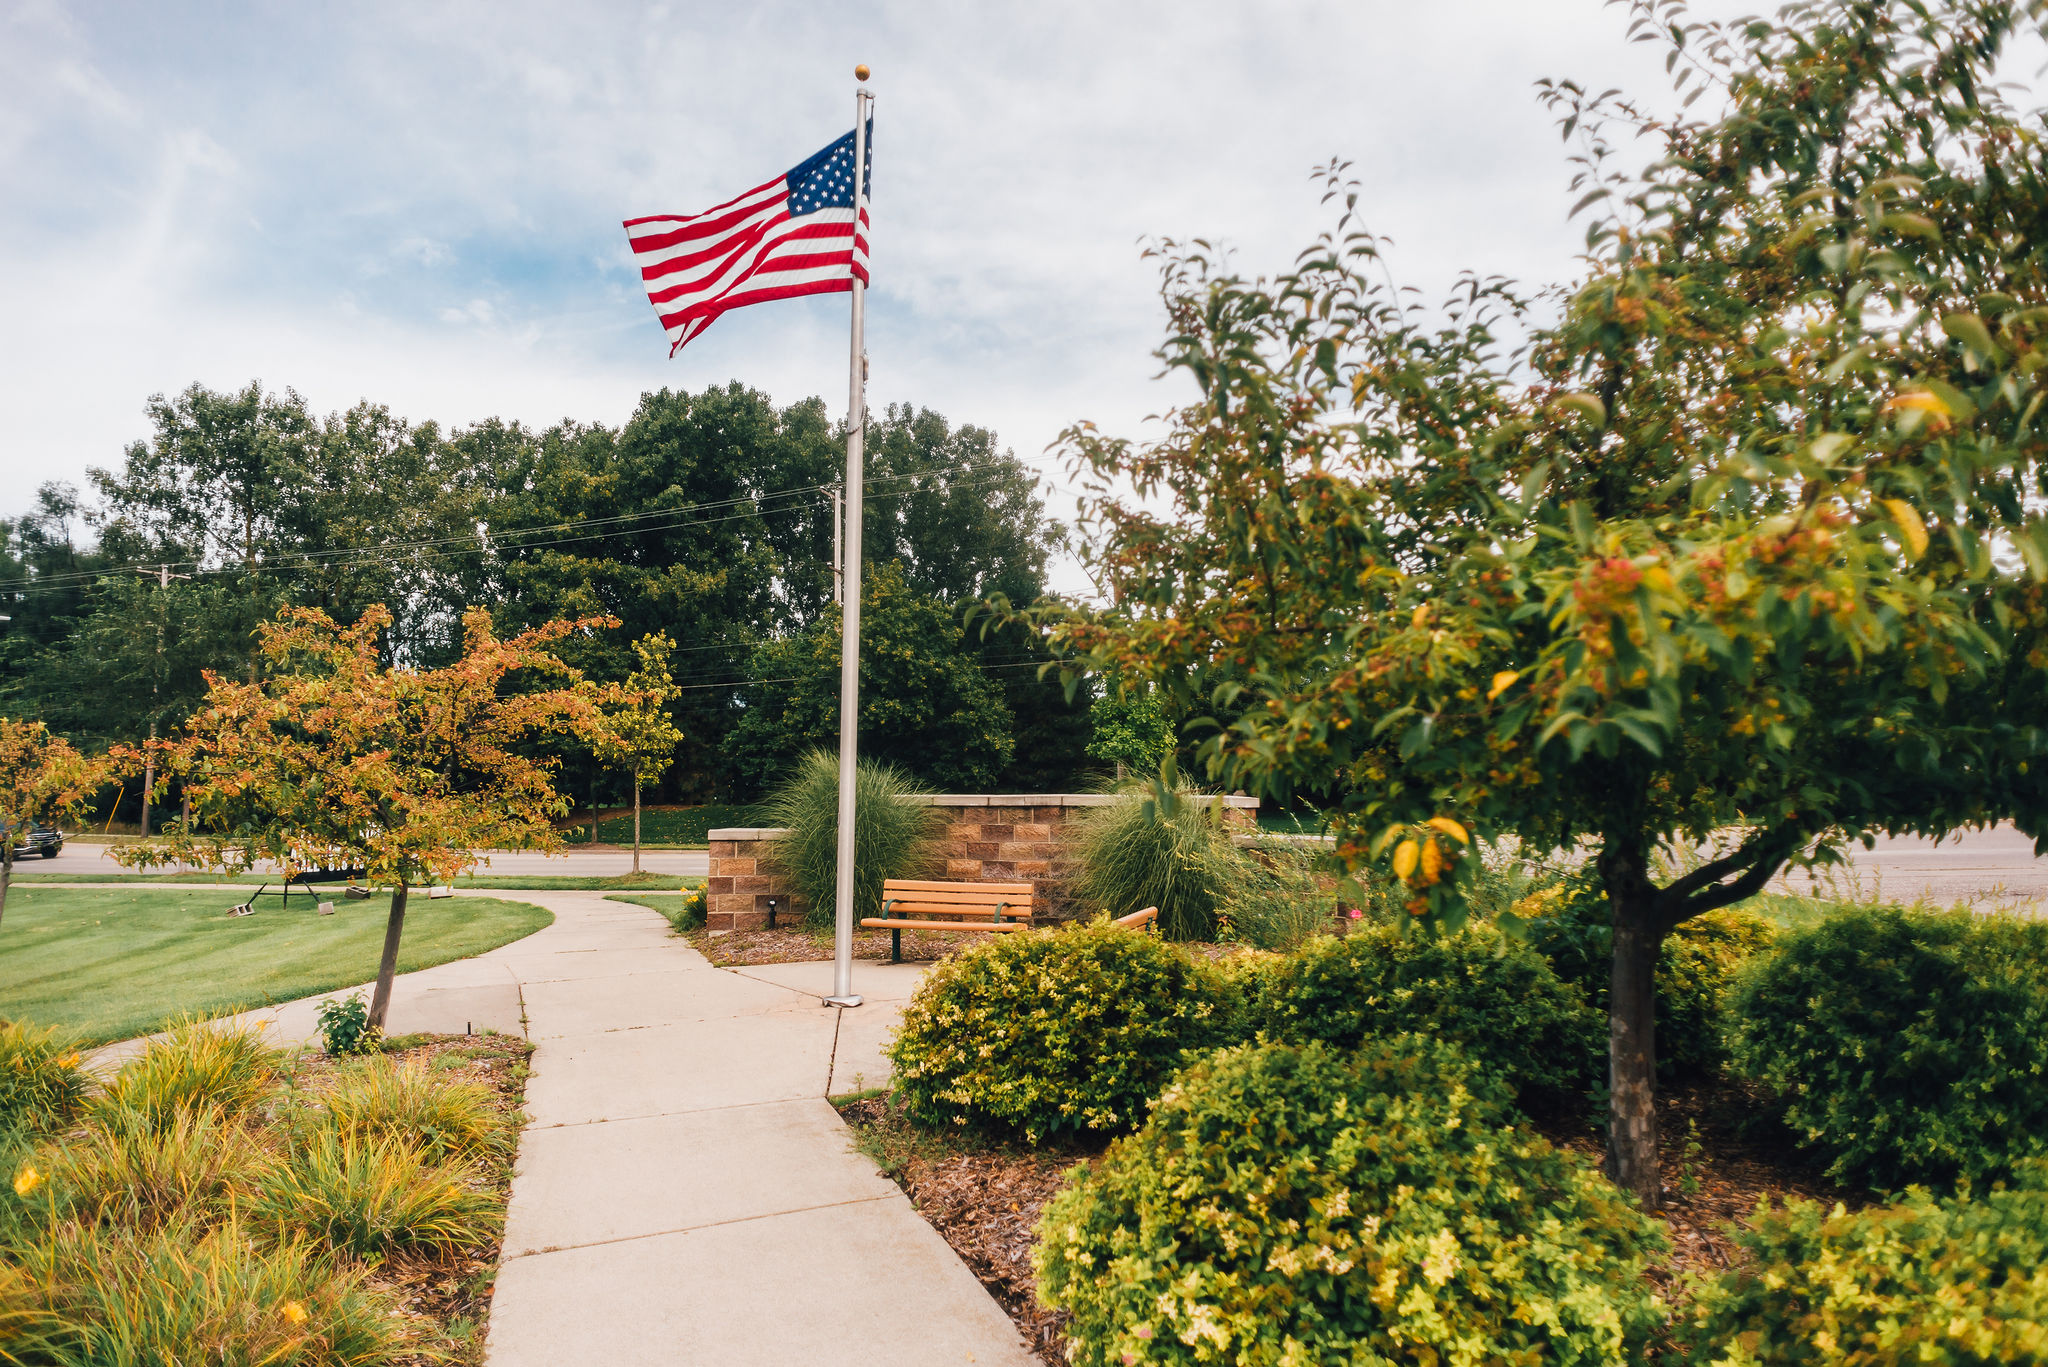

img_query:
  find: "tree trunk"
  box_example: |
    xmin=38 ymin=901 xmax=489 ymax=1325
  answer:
xmin=0 ymin=840 xmax=12 ymax=933
xmin=367 ymin=882 xmax=409 ymax=1032
xmin=141 ymin=720 xmax=157 ymax=839
xmin=633 ymin=781 xmax=642 ymax=875
xmin=1607 ymin=909 xmax=1663 ymax=1206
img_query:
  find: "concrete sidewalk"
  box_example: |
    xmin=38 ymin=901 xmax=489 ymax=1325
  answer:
xmin=482 ymin=893 xmax=1036 ymax=1367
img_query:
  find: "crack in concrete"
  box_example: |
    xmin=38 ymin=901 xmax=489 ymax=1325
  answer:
xmin=502 ymin=1193 xmax=899 ymax=1262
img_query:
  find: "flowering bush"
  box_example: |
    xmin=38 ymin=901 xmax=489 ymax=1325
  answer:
xmin=1521 ymin=872 xmax=1777 ymax=1079
xmin=887 ymin=922 xmax=1233 ymax=1141
xmin=1681 ymin=1162 xmax=2048 ymax=1364
xmin=1251 ymin=921 xmax=1602 ymax=1107
xmin=1728 ymin=904 xmax=2048 ymax=1190
xmin=1036 ymin=1037 xmax=1665 ymax=1367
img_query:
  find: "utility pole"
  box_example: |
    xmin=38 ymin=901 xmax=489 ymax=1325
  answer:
xmin=131 ymin=563 xmax=191 ymax=838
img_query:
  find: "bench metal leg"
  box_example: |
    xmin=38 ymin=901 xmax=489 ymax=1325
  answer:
xmin=891 ymin=928 xmax=902 ymax=964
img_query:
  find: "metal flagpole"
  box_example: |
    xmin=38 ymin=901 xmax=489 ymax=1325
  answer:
xmin=826 ymin=67 xmax=873 ymax=1009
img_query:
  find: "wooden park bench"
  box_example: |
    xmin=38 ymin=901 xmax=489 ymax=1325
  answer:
xmin=230 ymin=867 xmax=369 ymax=917
xmin=860 ymin=879 xmax=1160 ymax=962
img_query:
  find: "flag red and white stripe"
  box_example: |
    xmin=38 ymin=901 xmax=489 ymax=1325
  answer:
xmin=625 ymin=129 xmax=872 ymax=356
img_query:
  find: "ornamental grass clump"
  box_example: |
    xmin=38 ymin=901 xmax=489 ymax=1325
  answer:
xmin=1068 ymin=786 xmax=1240 ymax=941
xmin=48 ymin=1106 xmax=269 ymax=1233
xmin=888 ymin=922 xmax=1234 ymax=1141
xmin=0 ymin=1020 xmax=89 ymax=1137
xmin=94 ymin=1016 xmax=279 ymax=1132
xmin=12 ymin=1219 xmax=417 ymax=1365
xmin=1036 ymin=1037 xmax=1665 ymax=1367
xmin=1728 ymin=904 xmax=2048 ymax=1191
xmin=250 ymin=1130 xmax=500 ymax=1263
xmin=761 ymin=750 xmax=940 ymax=929
xmin=1252 ymin=919 xmax=1603 ymax=1108
xmin=308 ymin=1059 xmax=509 ymax=1165
xmin=1681 ymin=1161 xmax=2048 ymax=1365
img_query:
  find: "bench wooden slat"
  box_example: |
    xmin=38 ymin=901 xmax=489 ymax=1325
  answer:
xmin=880 ymin=902 xmax=1033 ymax=918
xmin=879 ymin=891 xmax=1034 ymax=907
xmin=860 ymin=918 xmax=1029 ymax=932
xmin=884 ymin=880 xmax=1033 ymax=895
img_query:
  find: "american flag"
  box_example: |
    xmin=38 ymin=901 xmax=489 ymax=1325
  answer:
xmin=625 ymin=124 xmax=873 ymax=356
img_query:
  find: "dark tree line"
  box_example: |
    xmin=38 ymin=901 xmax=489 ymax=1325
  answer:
xmin=0 ymin=380 xmax=1096 ymax=810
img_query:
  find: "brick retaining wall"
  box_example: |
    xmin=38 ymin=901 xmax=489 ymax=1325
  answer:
xmin=703 ymin=792 xmax=1258 ymax=932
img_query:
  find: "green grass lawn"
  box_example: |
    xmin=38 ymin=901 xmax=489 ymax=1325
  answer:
xmin=575 ymin=803 xmax=760 ymax=847
xmin=0 ymin=886 xmax=554 ymax=1044
xmin=10 ymin=870 xmax=698 ymax=891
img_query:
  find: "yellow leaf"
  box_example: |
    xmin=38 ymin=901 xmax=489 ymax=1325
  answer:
xmin=1886 ymin=389 xmax=1953 ymax=432
xmin=279 ymin=1300 xmax=309 ymax=1325
xmin=1487 ymin=671 xmax=1520 ymax=701
xmin=1392 ymin=839 xmax=1420 ymax=883
xmin=1426 ymin=816 xmax=1470 ymax=846
xmin=1552 ymin=392 xmax=1607 ymax=426
xmin=1882 ymin=499 xmax=1929 ymax=561
xmin=13 ymin=1164 xmax=40 ymax=1198
xmin=1419 ymin=837 xmax=1445 ymax=884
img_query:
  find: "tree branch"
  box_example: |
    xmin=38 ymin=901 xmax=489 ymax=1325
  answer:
xmin=1657 ymin=828 xmax=1801 ymax=925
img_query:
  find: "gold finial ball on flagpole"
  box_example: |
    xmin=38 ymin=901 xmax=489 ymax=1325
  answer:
xmin=854 ymin=64 xmax=870 ymax=81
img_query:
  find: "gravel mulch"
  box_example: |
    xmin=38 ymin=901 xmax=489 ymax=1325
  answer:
xmin=683 ymin=924 xmax=983 ymax=967
xmin=286 ymin=1030 xmax=534 ymax=1365
xmin=841 ymin=1077 xmax=1861 ymax=1365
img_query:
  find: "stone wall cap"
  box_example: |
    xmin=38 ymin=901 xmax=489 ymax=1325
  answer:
xmin=872 ymin=792 xmax=1262 ymax=810
xmin=706 ymin=827 xmax=790 ymax=840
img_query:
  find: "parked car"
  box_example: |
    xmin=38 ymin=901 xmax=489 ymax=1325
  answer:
xmin=1 ymin=822 xmax=63 ymax=859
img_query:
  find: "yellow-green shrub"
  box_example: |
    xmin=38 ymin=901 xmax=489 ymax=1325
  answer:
xmin=887 ymin=922 xmax=1233 ymax=1140
xmin=1036 ymin=1037 xmax=1665 ymax=1367
xmin=0 ymin=1021 xmax=89 ymax=1137
xmin=1251 ymin=920 xmax=1602 ymax=1106
xmin=1681 ymin=1162 xmax=2048 ymax=1364
xmin=48 ymin=1107 xmax=271 ymax=1232
xmin=1728 ymin=904 xmax=2048 ymax=1190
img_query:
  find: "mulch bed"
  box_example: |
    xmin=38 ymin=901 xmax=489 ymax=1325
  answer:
xmin=684 ymin=924 xmax=979 ymax=967
xmin=839 ymin=1078 xmax=1858 ymax=1367
xmin=285 ymin=1030 xmax=534 ymax=1365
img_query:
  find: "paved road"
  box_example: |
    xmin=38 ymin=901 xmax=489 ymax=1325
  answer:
xmin=1781 ymin=824 xmax=2048 ymax=908
xmin=39 ymin=841 xmax=708 ymax=879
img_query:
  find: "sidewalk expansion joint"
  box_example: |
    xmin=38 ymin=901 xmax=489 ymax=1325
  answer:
xmin=529 ymin=1095 xmax=828 ymax=1130
xmin=501 ymin=1193 xmax=897 ymax=1262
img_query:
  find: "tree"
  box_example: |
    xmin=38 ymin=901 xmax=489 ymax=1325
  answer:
xmin=1086 ymin=684 xmax=1177 ymax=781
xmin=116 ymin=604 xmax=613 ymax=1029
xmin=1029 ymin=0 xmax=2048 ymax=1204
xmin=597 ymin=631 xmax=685 ymax=873
xmin=0 ymin=719 xmax=108 ymax=930
xmin=724 ymin=563 xmax=1015 ymax=796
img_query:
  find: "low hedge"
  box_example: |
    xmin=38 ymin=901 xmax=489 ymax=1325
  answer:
xmin=1036 ymin=1037 xmax=1666 ymax=1367
xmin=1250 ymin=921 xmax=1602 ymax=1107
xmin=887 ymin=922 xmax=1233 ymax=1141
xmin=1682 ymin=1162 xmax=2048 ymax=1364
xmin=1521 ymin=873 xmax=1777 ymax=1080
xmin=1728 ymin=904 xmax=2048 ymax=1191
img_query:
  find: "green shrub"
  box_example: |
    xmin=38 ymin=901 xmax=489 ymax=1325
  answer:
xmin=0 ymin=1021 xmax=90 ymax=1136
xmin=250 ymin=1130 xmax=499 ymax=1262
xmin=13 ymin=1219 xmax=417 ymax=1364
xmin=1681 ymin=1161 xmax=2048 ymax=1365
xmin=1521 ymin=872 xmax=1778 ymax=1079
xmin=888 ymin=922 xmax=1233 ymax=1140
xmin=95 ymin=1018 xmax=279 ymax=1131
xmin=314 ymin=995 xmax=380 ymax=1058
xmin=1253 ymin=920 xmax=1603 ymax=1107
xmin=309 ymin=1059 xmax=509 ymax=1164
xmin=1036 ymin=1037 xmax=1665 ymax=1367
xmin=1728 ymin=904 xmax=2048 ymax=1191
xmin=761 ymin=750 xmax=940 ymax=929
xmin=1068 ymin=787 xmax=1242 ymax=940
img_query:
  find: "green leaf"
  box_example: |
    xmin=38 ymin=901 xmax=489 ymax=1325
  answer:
xmin=1941 ymin=313 xmax=2006 ymax=364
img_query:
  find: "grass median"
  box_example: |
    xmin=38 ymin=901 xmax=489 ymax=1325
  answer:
xmin=0 ymin=886 xmax=554 ymax=1042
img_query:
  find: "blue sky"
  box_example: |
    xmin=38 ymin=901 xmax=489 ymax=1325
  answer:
xmin=2 ymin=0 xmax=1775 ymax=560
